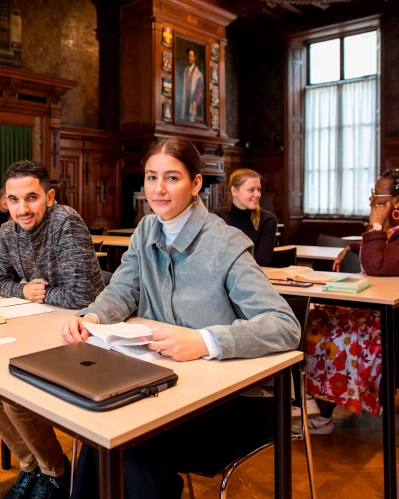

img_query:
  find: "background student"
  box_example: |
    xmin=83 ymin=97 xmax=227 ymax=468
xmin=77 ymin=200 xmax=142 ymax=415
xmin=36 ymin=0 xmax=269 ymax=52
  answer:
xmin=304 ymin=169 xmax=399 ymax=434
xmin=62 ymin=137 xmax=300 ymax=499
xmin=214 ymin=169 xmax=278 ymax=266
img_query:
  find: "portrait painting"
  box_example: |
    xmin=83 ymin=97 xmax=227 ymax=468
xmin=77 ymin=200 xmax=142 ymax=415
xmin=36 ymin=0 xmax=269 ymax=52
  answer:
xmin=162 ymin=51 xmax=172 ymax=73
xmin=175 ymin=35 xmax=206 ymax=125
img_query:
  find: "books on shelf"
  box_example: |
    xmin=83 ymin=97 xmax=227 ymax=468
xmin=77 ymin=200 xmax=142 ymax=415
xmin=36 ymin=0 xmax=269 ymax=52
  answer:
xmin=263 ymin=266 xmax=336 ymax=284
xmin=322 ymin=276 xmax=371 ymax=294
xmin=83 ymin=321 xmax=161 ymax=362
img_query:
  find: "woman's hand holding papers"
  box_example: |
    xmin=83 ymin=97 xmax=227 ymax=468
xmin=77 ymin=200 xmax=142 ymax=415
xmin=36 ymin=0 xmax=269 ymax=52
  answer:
xmin=62 ymin=316 xmax=99 ymax=343
xmin=148 ymin=325 xmax=209 ymax=361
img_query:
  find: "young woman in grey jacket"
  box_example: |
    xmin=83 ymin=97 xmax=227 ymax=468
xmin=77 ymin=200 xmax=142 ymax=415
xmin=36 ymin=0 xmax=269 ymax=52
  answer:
xmin=63 ymin=137 xmax=301 ymax=499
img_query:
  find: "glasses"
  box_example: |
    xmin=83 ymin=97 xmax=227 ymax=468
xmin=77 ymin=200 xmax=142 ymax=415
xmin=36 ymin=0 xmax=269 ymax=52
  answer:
xmin=370 ymin=189 xmax=394 ymax=198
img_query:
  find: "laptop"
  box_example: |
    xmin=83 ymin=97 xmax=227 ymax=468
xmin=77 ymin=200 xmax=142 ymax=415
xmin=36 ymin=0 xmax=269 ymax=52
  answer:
xmin=9 ymin=343 xmax=178 ymax=411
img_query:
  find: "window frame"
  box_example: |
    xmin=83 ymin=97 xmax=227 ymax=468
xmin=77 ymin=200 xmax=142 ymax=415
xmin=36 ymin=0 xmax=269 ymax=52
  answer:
xmin=306 ymin=27 xmax=378 ymax=87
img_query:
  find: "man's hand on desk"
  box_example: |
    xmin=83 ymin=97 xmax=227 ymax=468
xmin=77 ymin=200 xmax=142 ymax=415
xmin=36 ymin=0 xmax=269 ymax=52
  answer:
xmin=22 ymin=278 xmax=49 ymax=303
xmin=148 ymin=326 xmax=209 ymax=362
xmin=62 ymin=316 xmax=99 ymax=343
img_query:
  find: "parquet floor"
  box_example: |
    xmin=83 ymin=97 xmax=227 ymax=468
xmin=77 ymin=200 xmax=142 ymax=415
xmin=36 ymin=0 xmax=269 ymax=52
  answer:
xmin=0 ymin=410 xmax=396 ymax=498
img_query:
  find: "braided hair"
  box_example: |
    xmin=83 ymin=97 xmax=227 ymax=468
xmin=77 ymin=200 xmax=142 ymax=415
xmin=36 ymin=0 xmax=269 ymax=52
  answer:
xmin=381 ymin=169 xmax=399 ymax=196
xmin=230 ymin=169 xmax=262 ymax=230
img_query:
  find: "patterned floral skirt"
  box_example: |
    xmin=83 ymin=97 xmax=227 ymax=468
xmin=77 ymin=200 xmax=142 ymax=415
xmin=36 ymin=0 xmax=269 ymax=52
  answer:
xmin=305 ymin=305 xmax=382 ymax=416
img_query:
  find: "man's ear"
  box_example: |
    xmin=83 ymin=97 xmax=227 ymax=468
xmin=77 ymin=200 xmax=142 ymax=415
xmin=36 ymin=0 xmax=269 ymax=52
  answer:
xmin=47 ymin=188 xmax=55 ymax=207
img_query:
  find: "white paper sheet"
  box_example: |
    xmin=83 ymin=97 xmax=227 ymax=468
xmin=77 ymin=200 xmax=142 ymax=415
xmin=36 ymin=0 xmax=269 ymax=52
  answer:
xmin=0 ymin=337 xmax=18 ymax=345
xmin=0 ymin=298 xmax=30 ymax=308
xmin=2 ymin=303 xmax=53 ymax=319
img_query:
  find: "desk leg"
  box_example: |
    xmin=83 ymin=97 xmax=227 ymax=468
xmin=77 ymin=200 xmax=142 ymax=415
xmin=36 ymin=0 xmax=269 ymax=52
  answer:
xmin=274 ymin=367 xmax=292 ymax=499
xmin=99 ymin=447 xmax=123 ymax=499
xmin=381 ymin=305 xmax=397 ymax=499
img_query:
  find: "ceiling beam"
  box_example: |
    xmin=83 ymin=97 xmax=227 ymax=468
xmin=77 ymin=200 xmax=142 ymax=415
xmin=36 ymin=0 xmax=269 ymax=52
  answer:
xmin=261 ymin=7 xmax=283 ymax=20
xmin=278 ymin=3 xmax=305 ymax=15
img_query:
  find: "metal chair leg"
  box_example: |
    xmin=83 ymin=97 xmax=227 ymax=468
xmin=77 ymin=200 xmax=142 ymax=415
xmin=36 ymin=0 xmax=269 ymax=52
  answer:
xmin=301 ymin=371 xmax=317 ymax=499
xmin=186 ymin=472 xmax=195 ymax=499
xmin=70 ymin=437 xmax=79 ymax=497
xmin=220 ymin=441 xmax=275 ymax=499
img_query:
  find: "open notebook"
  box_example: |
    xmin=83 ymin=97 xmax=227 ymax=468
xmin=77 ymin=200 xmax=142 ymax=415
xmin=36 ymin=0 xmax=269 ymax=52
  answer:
xmin=264 ymin=266 xmax=336 ymax=284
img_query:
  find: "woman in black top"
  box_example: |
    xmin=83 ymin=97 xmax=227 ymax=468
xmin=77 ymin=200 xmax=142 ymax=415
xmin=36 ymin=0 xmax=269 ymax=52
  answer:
xmin=214 ymin=169 xmax=277 ymax=266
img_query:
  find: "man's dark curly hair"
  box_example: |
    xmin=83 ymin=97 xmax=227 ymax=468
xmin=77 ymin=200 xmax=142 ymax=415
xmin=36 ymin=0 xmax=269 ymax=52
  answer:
xmin=4 ymin=160 xmax=51 ymax=193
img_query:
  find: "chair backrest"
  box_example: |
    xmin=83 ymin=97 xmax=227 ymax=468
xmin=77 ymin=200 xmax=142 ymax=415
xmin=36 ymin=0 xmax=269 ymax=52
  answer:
xmin=316 ymin=234 xmax=347 ymax=248
xmin=340 ymin=249 xmax=361 ymax=273
xmin=90 ymin=227 xmax=104 ymax=235
xmin=269 ymin=247 xmax=297 ymax=268
xmin=102 ymin=270 xmax=113 ymax=286
xmin=282 ymin=294 xmax=311 ymax=405
xmin=93 ymin=241 xmax=103 ymax=252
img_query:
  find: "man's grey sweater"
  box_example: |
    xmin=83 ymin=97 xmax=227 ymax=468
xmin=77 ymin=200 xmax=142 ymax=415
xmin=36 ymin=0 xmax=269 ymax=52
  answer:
xmin=0 ymin=202 xmax=104 ymax=309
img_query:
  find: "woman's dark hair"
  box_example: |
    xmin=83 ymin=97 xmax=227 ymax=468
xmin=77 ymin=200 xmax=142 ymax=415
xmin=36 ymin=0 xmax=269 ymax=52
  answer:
xmin=5 ymin=160 xmax=51 ymax=192
xmin=141 ymin=137 xmax=202 ymax=180
xmin=50 ymin=180 xmax=70 ymax=206
xmin=381 ymin=169 xmax=399 ymax=196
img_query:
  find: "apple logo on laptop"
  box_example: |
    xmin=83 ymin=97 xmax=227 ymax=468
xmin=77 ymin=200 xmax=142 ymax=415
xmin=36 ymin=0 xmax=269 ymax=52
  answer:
xmin=80 ymin=361 xmax=96 ymax=367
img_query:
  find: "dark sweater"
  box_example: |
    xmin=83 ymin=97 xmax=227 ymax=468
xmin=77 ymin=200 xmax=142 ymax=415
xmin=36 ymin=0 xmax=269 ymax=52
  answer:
xmin=213 ymin=205 xmax=277 ymax=266
xmin=0 ymin=202 xmax=105 ymax=309
xmin=350 ymin=229 xmax=399 ymax=276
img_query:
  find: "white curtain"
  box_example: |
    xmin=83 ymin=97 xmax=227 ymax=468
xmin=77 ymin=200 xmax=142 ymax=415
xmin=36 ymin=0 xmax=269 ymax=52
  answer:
xmin=304 ymin=77 xmax=377 ymax=216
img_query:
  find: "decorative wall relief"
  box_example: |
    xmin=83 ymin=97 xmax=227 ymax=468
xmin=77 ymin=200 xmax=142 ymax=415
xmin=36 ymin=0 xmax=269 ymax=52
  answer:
xmin=211 ymin=66 xmax=219 ymax=85
xmin=162 ymin=102 xmax=172 ymax=122
xmin=162 ymin=27 xmax=172 ymax=48
xmin=211 ymin=110 xmax=219 ymax=130
xmin=162 ymin=77 xmax=172 ymax=98
xmin=211 ymin=88 xmax=219 ymax=108
xmin=211 ymin=43 xmax=219 ymax=62
xmin=162 ymin=51 xmax=172 ymax=73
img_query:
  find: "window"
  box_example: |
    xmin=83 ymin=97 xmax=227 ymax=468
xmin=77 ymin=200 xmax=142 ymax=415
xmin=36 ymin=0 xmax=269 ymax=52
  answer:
xmin=304 ymin=30 xmax=379 ymax=216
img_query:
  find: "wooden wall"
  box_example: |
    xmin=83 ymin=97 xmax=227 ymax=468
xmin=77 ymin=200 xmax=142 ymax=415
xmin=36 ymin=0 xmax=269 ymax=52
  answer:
xmin=21 ymin=0 xmax=99 ymax=129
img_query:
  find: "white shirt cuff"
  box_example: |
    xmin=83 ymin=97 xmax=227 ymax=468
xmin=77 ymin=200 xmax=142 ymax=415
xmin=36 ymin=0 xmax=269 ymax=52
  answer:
xmin=83 ymin=313 xmax=100 ymax=323
xmin=198 ymin=328 xmax=221 ymax=360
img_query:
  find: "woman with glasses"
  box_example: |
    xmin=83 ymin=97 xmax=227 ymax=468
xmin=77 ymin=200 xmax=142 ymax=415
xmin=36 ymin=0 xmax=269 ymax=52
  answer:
xmin=303 ymin=169 xmax=399 ymax=434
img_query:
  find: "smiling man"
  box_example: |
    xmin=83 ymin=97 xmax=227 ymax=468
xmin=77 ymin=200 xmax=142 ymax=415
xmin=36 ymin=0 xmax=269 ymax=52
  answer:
xmin=0 ymin=160 xmax=104 ymax=307
xmin=0 ymin=160 xmax=105 ymax=499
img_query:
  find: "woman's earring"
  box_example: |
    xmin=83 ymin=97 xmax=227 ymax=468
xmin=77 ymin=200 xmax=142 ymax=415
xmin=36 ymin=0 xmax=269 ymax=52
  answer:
xmin=194 ymin=194 xmax=199 ymax=204
xmin=144 ymin=197 xmax=148 ymax=203
xmin=392 ymin=206 xmax=399 ymax=220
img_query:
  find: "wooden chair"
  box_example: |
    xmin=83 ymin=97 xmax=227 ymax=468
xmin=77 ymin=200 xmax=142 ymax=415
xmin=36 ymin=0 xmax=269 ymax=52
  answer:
xmin=1 ymin=441 xmax=11 ymax=470
xmin=185 ymin=295 xmax=316 ymax=499
xmin=102 ymin=270 xmax=113 ymax=286
xmin=270 ymin=247 xmax=297 ymax=268
xmin=89 ymin=227 xmax=104 ymax=236
xmin=317 ymin=234 xmax=361 ymax=272
xmin=316 ymin=234 xmax=347 ymax=248
xmin=92 ymin=240 xmax=103 ymax=252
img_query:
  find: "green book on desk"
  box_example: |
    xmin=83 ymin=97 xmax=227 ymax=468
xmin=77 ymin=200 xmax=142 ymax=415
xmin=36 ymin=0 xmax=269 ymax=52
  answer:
xmin=322 ymin=276 xmax=371 ymax=294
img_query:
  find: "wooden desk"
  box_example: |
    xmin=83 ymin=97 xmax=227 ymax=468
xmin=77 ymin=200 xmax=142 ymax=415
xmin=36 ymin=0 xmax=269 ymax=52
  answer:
xmin=0 ymin=309 xmax=302 ymax=499
xmin=275 ymin=245 xmax=342 ymax=261
xmin=91 ymin=235 xmax=131 ymax=248
xmin=264 ymin=270 xmax=399 ymax=499
xmin=107 ymin=228 xmax=135 ymax=236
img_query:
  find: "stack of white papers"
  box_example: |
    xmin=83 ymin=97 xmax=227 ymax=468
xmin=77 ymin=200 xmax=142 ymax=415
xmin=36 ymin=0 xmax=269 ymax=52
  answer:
xmin=0 ymin=298 xmax=53 ymax=319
